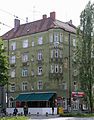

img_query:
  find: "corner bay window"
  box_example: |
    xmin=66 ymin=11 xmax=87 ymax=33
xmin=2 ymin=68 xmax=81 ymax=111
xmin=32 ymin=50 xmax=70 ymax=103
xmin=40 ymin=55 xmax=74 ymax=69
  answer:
xmin=38 ymin=66 xmax=42 ymax=75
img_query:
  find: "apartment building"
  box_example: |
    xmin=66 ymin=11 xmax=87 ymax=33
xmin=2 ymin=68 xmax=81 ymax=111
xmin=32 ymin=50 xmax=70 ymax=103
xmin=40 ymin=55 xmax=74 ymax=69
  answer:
xmin=2 ymin=12 xmax=77 ymax=108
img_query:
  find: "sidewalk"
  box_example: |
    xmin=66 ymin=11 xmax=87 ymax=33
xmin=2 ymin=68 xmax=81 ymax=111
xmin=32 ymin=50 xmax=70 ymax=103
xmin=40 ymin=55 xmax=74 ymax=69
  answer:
xmin=28 ymin=114 xmax=59 ymax=120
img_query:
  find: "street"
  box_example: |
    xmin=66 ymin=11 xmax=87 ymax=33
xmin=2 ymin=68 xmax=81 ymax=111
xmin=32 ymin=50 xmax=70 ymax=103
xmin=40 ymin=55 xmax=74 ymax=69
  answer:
xmin=28 ymin=115 xmax=94 ymax=120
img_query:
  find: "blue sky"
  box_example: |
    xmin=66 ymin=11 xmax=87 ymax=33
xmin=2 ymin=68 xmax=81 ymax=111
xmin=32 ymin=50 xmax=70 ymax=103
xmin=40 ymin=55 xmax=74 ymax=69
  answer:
xmin=0 ymin=0 xmax=93 ymax=35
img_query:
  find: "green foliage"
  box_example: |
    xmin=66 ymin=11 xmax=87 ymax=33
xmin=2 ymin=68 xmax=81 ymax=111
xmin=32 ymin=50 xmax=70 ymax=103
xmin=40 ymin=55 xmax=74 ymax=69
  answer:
xmin=0 ymin=38 xmax=8 ymax=86
xmin=0 ymin=116 xmax=28 ymax=120
xmin=76 ymin=1 xmax=94 ymax=112
xmin=60 ymin=113 xmax=94 ymax=117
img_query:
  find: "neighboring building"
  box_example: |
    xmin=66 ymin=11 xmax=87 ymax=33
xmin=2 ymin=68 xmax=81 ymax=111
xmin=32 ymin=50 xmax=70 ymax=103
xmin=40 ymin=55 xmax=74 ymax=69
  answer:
xmin=2 ymin=12 xmax=77 ymax=109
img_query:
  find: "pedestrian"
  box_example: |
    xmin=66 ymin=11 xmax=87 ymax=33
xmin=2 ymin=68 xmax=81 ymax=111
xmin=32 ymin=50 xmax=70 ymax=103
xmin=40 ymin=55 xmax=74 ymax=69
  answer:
xmin=23 ymin=105 xmax=28 ymax=116
xmin=52 ymin=102 xmax=54 ymax=115
xmin=13 ymin=107 xmax=18 ymax=116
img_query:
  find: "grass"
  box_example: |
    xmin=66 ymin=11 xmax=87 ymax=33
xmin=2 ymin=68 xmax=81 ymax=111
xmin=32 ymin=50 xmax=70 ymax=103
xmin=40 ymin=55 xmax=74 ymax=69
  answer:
xmin=0 ymin=116 xmax=28 ymax=120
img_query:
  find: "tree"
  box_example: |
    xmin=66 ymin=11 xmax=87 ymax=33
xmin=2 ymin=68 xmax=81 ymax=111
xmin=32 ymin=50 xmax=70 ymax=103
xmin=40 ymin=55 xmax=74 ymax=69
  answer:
xmin=77 ymin=1 xmax=94 ymax=113
xmin=0 ymin=38 xmax=8 ymax=86
xmin=0 ymin=38 xmax=8 ymax=109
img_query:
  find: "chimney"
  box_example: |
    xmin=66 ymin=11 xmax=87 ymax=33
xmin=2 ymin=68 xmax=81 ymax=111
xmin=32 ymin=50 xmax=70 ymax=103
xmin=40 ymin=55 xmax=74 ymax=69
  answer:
xmin=50 ymin=12 xmax=56 ymax=20
xmin=43 ymin=14 xmax=47 ymax=19
xmin=69 ymin=20 xmax=72 ymax=25
xmin=14 ymin=19 xmax=20 ymax=31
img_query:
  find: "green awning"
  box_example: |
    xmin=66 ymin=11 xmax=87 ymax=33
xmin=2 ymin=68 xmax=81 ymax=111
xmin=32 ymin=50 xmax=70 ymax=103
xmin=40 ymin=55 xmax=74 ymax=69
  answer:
xmin=15 ymin=92 xmax=56 ymax=101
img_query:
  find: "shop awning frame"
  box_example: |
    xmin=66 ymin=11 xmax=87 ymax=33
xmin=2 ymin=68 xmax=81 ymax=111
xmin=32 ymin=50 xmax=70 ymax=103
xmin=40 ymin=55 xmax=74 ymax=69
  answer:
xmin=15 ymin=92 xmax=56 ymax=102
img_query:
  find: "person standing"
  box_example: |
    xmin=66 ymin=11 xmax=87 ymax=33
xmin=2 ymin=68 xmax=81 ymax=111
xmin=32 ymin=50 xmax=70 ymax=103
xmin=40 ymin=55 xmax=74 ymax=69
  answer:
xmin=13 ymin=107 xmax=18 ymax=116
xmin=52 ymin=101 xmax=54 ymax=115
xmin=23 ymin=105 xmax=28 ymax=116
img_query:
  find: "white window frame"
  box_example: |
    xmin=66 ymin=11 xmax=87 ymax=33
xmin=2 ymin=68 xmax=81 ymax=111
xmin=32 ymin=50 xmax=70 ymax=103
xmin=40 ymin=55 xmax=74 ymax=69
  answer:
xmin=51 ymin=50 xmax=54 ymax=58
xmin=37 ymin=80 xmax=43 ymax=90
xmin=22 ymin=82 xmax=28 ymax=91
xmin=38 ymin=37 xmax=43 ymax=45
xmin=10 ymin=42 xmax=16 ymax=50
xmin=62 ymin=81 xmax=67 ymax=90
xmin=73 ymin=39 xmax=76 ymax=47
xmin=38 ymin=51 xmax=42 ymax=60
xmin=49 ymin=33 xmax=53 ymax=43
xmin=60 ymin=50 xmax=62 ymax=58
xmin=22 ymin=53 xmax=28 ymax=62
xmin=10 ymin=56 xmax=16 ymax=64
xmin=60 ymin=65 xmax=62 ymax=73
xmin=54 ymin=33 xmax=59 ymax=43
xmin=23 ymin=39 xmax=28 ymax=48
xmin=55 ymin=49 xmax=59 ymax=58
xmin=50 ymin=65 xmax=54 ymax=73
xmin=22 ymin=68 xmax=28 ymax=77
xmin=38 ymin=66 xmax=42 ymax=75
xmin=10 ymin=69 xmax=16 ymax=78
xmin=32 ymin=41 xmax=34 ymax=46
xmin=60 ymin=33 xmax=63 ymax=42
xmin=10 ymin=83 xmax=15 ymax=92
xmin=55 ymin=64 xmax=59 ymax=73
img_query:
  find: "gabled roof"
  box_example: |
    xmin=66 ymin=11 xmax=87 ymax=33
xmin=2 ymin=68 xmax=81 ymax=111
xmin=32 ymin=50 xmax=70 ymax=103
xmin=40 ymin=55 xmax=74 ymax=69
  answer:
xmin=2 ymin=17 xmax=76 ymax=40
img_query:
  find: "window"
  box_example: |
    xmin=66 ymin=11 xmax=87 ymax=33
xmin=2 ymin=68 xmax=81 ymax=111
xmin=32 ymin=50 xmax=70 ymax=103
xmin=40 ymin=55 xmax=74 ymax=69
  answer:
xmin=22 ymin=82 xmax=28 ymax=91
xmin=50 ymin=65 xmax=54 ymax=73
xmin=49 ymin=33 xmax=53 ymax=43
xmin=54 ymin=33 xmax=59 ymax=43
xmin=60 ymin=33 xmax=63 ymax=42
xmin=10 ymin=42 xmax=16 ymax=50
xmin=55 ymin=64 xmax=59 ymax=73
xmin=22 ymin=68 xmax=28 ymax=77
xmin=73 ymin=39 xmax=76 ymax=47
xmin=23 ymin=39 xmax=28 ymax=48
xmin=37 ymin=80 xmax=43 ymax=90
xmin=10 ymin=56 xmax=16 ymax=64
xmin=32 ymin=41 xmax=34 ymax=46
xmin=60 ymin=65 xmax=62 ymax=73
xmin=60 ymin=50 xmax=62 ymax=58
xmin=55 ymin=49 xmax=59 ymax=58
xmin=38 ymin=51 xmax=42 ymax=60
xmin=10 ymin=83 xmax=15 ymax=92
xmin=38 ymin=37 xmax=43 ymax=45
xmin=22 ymin=53 xmax=28 ymax=62
xmin=51 ymin=50 xmax=54 ymax=58
xmin=38 ymin=66 xmax=42 ymax=75
xmin=62 ymin=82 xmax=67 ymax=90
xmin=31 ymin=70 xmax=34 ymax=76
xmin=10 ymin=69 xmax=15 ymax=78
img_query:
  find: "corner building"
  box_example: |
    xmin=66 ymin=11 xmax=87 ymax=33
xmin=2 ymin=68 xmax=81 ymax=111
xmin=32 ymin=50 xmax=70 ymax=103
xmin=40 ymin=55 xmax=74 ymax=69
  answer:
xmin=2 ymin=12 xmax=77 ymax=109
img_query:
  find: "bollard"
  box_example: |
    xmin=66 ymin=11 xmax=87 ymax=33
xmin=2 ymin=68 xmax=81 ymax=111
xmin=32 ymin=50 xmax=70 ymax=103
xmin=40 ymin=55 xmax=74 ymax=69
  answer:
xmin=46 ymin=112 xmax=48 ymax=117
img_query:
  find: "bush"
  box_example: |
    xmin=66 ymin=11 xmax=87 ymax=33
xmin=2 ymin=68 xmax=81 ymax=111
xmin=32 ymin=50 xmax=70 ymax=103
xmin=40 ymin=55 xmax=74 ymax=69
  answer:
xmin=59 ymin=113 xmax=94 ymax=117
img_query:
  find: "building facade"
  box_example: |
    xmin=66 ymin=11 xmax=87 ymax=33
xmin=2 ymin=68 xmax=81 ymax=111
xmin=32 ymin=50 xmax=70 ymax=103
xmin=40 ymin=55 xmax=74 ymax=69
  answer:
xmin=2 ymin=12 xmax=77 ymax=109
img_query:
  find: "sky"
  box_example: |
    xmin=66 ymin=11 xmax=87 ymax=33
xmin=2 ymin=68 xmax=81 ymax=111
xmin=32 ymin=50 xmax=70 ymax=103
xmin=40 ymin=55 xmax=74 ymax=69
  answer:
xmin=0 ymin=0 xmax=94 ymax=35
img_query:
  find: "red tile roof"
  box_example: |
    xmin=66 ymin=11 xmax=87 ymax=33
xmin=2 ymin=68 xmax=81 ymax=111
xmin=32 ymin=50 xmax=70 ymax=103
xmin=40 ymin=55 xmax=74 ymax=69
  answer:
xmin=2 ymin=17 xmax=76 ymax=40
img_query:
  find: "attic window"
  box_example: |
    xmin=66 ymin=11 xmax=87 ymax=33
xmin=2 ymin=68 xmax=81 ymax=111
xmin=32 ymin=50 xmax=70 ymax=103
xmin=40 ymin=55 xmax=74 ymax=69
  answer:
xmin=27 ymin=29 xmax=30 ymax=32
xmin=6 ymin=34 xmax=9 ymax=37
